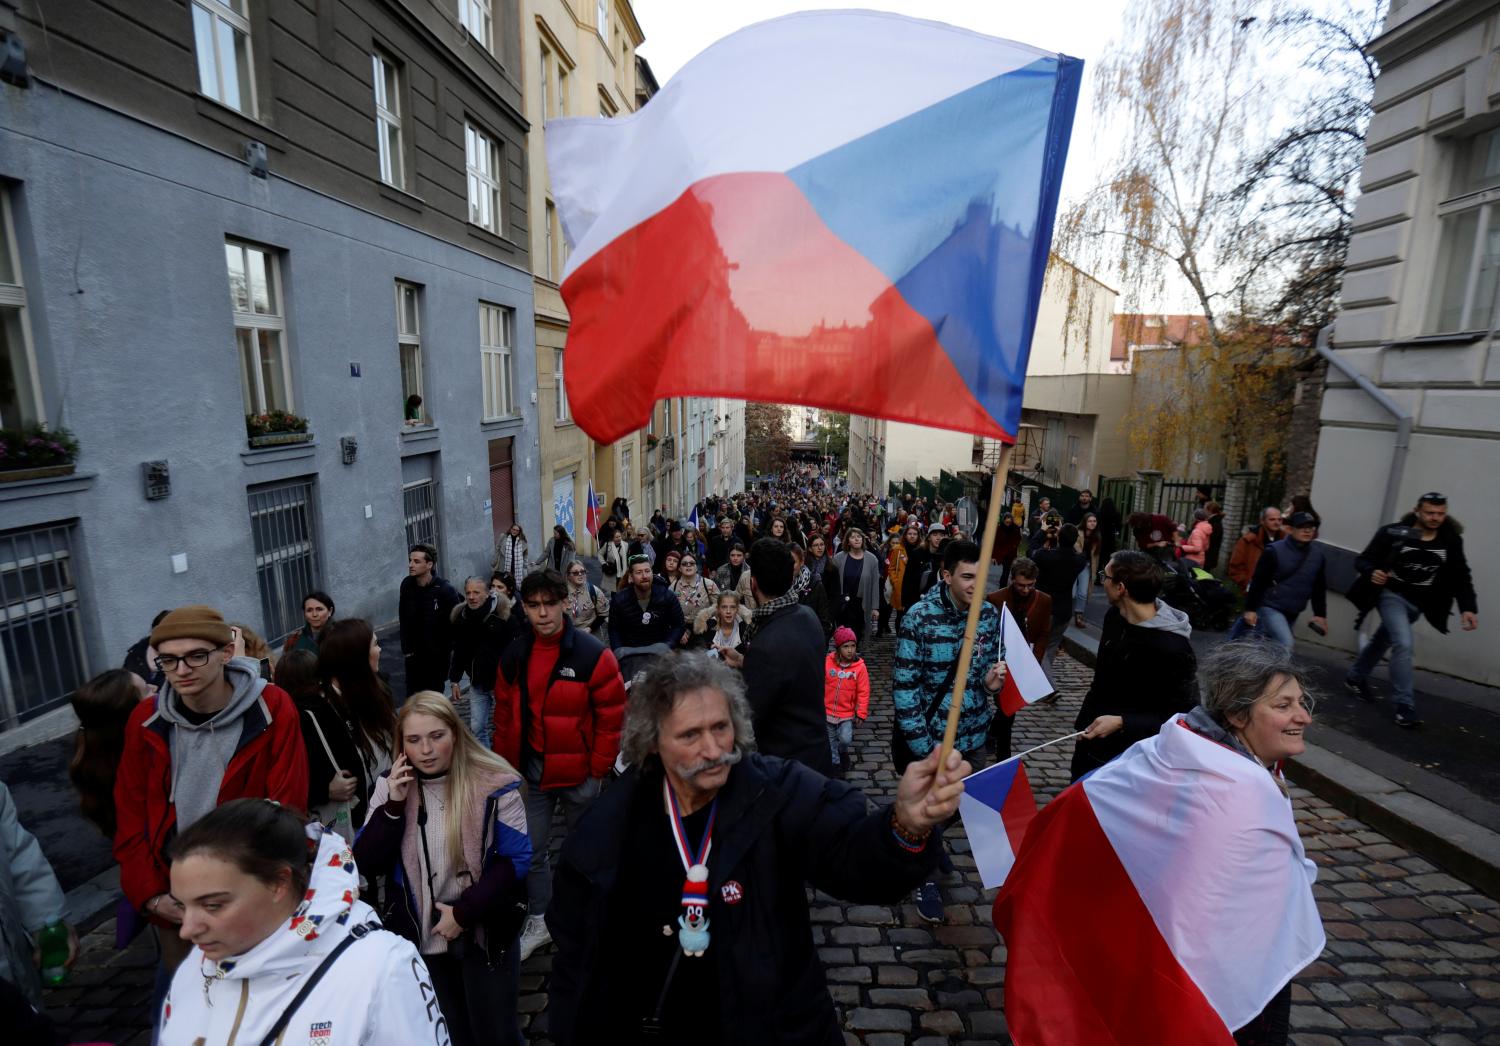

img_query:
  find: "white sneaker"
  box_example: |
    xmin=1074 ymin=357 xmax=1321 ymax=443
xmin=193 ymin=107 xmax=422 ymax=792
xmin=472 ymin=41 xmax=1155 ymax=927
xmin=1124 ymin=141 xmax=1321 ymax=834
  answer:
xmin=518 ymin=914 xmax=552 ymax=962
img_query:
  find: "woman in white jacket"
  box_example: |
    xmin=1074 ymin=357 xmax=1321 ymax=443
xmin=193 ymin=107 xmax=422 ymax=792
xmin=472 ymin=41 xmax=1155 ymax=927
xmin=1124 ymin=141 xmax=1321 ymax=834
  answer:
xmin=160 ymin=798 xmax=443 ymax=1045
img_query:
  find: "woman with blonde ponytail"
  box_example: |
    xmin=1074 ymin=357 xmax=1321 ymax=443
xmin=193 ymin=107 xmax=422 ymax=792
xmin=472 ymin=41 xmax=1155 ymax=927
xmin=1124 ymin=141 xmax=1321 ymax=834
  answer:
xmin=353 ymin=692 xmax=530 ymax=1046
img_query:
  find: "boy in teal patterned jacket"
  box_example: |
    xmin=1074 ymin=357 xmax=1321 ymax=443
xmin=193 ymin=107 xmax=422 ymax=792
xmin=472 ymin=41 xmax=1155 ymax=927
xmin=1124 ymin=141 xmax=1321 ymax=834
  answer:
xmin=892 ymin=539 xmax=1007 ymax=924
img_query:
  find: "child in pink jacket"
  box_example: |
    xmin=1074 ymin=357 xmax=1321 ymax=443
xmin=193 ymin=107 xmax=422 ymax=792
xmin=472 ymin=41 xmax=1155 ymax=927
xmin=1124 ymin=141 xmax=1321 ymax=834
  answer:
xmin=824 ymin=627 xmax=870 ymax=773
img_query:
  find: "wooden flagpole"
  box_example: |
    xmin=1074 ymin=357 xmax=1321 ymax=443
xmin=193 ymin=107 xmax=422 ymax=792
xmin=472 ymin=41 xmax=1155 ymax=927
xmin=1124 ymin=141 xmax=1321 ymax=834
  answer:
xmin=937 ymin=443 xmax=1013 ymax=771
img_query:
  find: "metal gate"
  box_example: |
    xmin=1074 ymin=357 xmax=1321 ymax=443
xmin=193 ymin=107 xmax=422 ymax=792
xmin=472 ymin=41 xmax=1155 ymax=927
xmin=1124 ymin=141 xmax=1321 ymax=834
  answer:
xmin=403 ymin=478 xmax=441 ymax=551
xmin=1160 ymin=479 xmax=1223 ymax=528
xmin=0 ymin=522 xmax=90 ymax=729
xmin=248 ymin=479 xmax=323 ymax=643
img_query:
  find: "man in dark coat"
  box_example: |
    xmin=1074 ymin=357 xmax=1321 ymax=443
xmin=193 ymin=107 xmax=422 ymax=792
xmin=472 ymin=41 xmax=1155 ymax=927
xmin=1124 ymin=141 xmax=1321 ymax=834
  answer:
xmin=546 ymin=655 xmax=968 ymax=1045
xmin=1345 ymin=493 xmax=1479 ymax=728
xmin=720 ymin=539 xmax=830 ymax=773
xmin=397 ymin=542 xmax=461 ymax=698
xmin=609 ymin=555 xmax=687 ymax=680
xmin=1070 ymin=551 xmax=1198 ymax=781
xmin=706 ymin=516 xmax=737 ymax=572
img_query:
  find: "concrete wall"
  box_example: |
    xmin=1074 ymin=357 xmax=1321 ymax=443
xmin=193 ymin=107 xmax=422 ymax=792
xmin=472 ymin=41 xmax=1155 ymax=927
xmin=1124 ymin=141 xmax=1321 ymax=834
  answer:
xmin=0 ymin=89 xmax=539 ymax=696
xmin=883 ymin=422 xmax=973 ymax=483
xmin=1315 ymin=0 xmax=1500 ymax=685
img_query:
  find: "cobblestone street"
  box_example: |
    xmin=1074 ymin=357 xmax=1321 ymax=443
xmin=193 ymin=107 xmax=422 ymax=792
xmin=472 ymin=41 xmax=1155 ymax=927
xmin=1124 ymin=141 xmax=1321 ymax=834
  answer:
xmin=43 ymin=636 xmax=1500 ymax=1044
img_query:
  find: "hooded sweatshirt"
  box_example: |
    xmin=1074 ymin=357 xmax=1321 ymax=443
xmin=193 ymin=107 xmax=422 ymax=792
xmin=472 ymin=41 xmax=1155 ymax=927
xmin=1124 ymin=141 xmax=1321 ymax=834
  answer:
xmin=1070 ymin=599 xmax=1198 ymax=781
xmin=161 ymin=826 xmax=445 ymax=1046
xmin=156 ymin=657 xmax=269 ymax=832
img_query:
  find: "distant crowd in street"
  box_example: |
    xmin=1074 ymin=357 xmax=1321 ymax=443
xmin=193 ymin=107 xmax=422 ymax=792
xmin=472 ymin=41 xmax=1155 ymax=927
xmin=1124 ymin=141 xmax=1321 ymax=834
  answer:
xmin=1 ymin=458 xmax=1478 ymax=1045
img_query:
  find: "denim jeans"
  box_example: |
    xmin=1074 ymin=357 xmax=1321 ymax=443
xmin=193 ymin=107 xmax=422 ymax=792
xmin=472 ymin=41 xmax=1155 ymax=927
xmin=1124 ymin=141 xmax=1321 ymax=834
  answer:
xmin=1226 ymin=613 xmax=1253 ymax=641
xmin=826 ymin=718 xmax=854 ymax=766
xmin=1349 ymin=590 xmax=1424 ymax=714
xmin=1256 ymin=606 xmax=1296 ymax=652
xmin=1071 ymin=565 xmax=1090 ymax=611
xmin=523 ymin=754 xmax=602 ymax=916
xmin=467 ymin=686 xmax=495 ymax=749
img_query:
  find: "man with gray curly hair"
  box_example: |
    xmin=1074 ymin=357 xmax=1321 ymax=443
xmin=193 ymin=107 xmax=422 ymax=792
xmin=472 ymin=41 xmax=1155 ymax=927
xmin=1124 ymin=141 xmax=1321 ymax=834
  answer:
xmin=545 ymin=653 xmax=971 ymax=1044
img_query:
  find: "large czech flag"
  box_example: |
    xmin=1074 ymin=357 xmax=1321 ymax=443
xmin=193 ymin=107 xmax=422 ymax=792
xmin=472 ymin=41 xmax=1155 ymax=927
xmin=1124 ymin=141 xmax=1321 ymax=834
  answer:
xmin=993 ymin=716 xmax=1325 ymax=1044
xmin=546 ymin=11 xmax=1082 ymax=445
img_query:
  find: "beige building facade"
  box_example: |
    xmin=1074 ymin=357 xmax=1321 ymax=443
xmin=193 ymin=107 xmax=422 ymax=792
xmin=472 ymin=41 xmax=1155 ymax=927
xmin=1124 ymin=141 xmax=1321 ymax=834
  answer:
xmin=1314 ymin=0 xmax=1500 ymax=685
xmin=521 ymin=0 xmax=649 ymax=548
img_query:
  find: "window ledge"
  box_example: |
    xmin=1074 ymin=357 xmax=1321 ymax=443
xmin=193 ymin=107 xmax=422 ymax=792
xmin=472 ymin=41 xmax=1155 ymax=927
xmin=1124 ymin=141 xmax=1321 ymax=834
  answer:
xmin=379 ymin=184 xmax=425 ymax=212
xmin=480 ymin=417 xmax=523 ymax=434
xmin=0 ymin=469 xmax=96 ymax=503
xmin=400 ymin=425 xmax=441 ymax=455
xmin=1389 ymin=332 xmax=1486 ymax=349
xmin=466 ymin=224 xmax=524 ymax=256
xmin=241 ymin=441 xmax=317 ymax=466
xmin=194 ymin=96 xmax=289 ymax=151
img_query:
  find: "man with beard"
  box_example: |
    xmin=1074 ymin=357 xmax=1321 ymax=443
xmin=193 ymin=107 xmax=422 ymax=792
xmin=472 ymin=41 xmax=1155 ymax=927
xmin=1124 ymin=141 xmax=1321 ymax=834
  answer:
xmin=546 ymin=655 xmax=969 ymax=1044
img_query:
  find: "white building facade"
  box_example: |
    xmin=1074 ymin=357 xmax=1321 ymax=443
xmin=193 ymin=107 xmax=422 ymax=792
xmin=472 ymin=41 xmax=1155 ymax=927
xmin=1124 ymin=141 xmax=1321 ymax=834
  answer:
xmin=1315 ymin=0 xmax=1500 ymax=685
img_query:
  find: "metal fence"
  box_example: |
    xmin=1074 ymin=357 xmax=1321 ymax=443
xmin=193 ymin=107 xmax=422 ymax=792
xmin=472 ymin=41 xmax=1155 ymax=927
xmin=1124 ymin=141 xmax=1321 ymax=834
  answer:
xmin=248 ymin=479 xmax=323 ymax=643
xmin=0 ymin=522 xmax=90 ymax=729
xmin=403 ymin=479 xmax=441 ymax=552
xmin=1160 ymin=479 xmax=1224 ymax=529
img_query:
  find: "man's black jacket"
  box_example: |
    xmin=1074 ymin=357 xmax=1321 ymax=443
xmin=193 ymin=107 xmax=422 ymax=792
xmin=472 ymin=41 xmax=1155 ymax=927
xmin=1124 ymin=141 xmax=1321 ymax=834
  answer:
xmin=1351 ymin=515 xmax=1477 ymax=632
xmin=398 ymin=574 xmax=460 ymax=663
xmin=545 ymin=755 xmax=940 ymax=1045
xmin=743 ymin=603 xmax=831 ymax=774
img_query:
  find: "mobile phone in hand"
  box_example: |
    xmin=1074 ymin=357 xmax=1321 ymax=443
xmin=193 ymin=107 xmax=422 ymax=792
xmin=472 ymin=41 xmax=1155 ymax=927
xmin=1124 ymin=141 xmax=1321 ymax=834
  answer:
xmin=1308 ymin=621 xmax=1326 ymax=636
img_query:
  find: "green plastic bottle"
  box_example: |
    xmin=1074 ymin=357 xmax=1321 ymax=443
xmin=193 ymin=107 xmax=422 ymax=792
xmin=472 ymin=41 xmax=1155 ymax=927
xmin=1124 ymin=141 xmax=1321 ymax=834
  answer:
xmin=38 ymin=922 xmax=68 ymax=986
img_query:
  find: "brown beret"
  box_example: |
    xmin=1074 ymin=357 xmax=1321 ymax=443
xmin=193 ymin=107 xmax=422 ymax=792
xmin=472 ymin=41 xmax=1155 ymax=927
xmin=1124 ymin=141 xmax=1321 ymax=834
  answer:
xmin=149 ymin=605 xmax=233 ymax=647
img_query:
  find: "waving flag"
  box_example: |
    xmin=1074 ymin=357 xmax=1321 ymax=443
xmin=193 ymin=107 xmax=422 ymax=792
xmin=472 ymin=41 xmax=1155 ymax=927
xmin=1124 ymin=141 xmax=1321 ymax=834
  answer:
xmin=958 ymin=757 xmax=1037 ymax=889
xmin=585 ymin=481 xmax=600 ymax=538
xmin=998 ymin=605 xmax=1053 ymax=715
xmin=993 ymin=716 xmax=1325 ymax=1044
xmin=546 ymin=11 xmax=1082 ymax=444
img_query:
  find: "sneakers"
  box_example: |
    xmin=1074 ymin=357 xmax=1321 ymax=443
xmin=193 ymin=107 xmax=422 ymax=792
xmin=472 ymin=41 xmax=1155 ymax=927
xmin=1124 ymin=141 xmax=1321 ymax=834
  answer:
xmin=1344 ymin=676 xmax=1376 ymax=702
xmin=518 ymin=914 xmax=552 ymax=962
xmin=1393 ymin=710 xmax=1423 ymax=729
xmin=915 ymin=880 xmax=944 ymax=924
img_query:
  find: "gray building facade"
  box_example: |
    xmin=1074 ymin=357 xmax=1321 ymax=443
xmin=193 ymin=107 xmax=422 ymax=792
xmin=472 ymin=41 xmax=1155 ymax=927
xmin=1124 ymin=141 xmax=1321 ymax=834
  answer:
xmin=0 ymin=0 xmax=541 ymax=732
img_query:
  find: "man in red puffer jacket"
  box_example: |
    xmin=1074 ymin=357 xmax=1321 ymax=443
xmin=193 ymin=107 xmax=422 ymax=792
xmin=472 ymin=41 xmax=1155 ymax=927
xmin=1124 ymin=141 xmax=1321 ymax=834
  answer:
xmin=112 ymin=604 xmax=308 ymax=1007
xmin=494 ymin=568 xmax=626 ymax=961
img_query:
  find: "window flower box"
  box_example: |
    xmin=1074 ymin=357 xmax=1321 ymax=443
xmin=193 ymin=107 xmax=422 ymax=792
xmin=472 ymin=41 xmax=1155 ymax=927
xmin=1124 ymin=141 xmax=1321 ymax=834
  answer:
xmin=248 ymin=431 xmax=314 ymax=448
xmin=246 ymin=410 xmax=311 ymax=447
xmin=0 ymin=425 xmax=79 ymax=481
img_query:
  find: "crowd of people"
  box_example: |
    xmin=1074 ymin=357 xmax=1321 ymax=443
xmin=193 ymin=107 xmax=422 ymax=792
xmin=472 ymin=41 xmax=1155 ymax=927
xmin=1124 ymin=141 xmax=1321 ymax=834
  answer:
xmin=0 ymin=462 xmax=1479 ymax=1045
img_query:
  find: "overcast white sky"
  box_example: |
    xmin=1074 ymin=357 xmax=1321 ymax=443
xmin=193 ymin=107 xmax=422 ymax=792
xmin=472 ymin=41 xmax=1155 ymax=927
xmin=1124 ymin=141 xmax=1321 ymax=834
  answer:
xmin=631 ymin=1 xmax=1126 ymax=209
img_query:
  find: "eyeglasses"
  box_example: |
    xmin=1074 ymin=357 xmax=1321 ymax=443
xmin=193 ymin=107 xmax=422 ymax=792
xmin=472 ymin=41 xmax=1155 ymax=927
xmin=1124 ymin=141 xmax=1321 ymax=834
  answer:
xmin=627 ymin=554 xmax=650 ymax=566
xmin=154 ymin=647 xmax=223 ymax=672
xmin=1097 ymin=569 xmax=1115 ymax=585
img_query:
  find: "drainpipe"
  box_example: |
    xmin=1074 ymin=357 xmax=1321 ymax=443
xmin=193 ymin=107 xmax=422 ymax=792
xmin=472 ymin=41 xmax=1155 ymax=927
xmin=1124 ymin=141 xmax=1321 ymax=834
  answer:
xmin=1313 ymin=324 xmax=1412 ymax=524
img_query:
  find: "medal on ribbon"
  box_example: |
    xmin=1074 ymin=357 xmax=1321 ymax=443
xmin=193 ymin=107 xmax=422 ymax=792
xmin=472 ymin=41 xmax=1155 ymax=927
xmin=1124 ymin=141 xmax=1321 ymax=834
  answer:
xmin=664 ymin=778 xmax=716 ymax=957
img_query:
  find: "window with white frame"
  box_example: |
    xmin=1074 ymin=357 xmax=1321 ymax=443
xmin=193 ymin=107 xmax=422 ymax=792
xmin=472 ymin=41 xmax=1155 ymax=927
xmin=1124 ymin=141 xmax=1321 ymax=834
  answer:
xmin=1426 ymin=129 xmax=1500 ymax=333
xmin=191 ymin=0 xmax=256 ymax=115
xmin=225 ymin=240 xmax=293 ymax=416
xmin=540 ymin=43 xmax=552 ymax=119
xmin=597 ymin=0 xmax=608 ymax=36
xmin=480 ymin=302 xmax=515 ymax=420
xmin=620 ymin=446 xmax=632 ymax=506
xmin=557 ymin=65 xmax=569 ymax=115
xmin=459 ymin=0 xmax=493 ymax=53
xmin=554 ymin=348 xmax=570 ymax=423
xmin=372 ymin=53 xmax=405 ymax=190
xmin=465 ymin=123 xmax=504 ymax=235
xmin=0 ymin=194 xmax=41 ymax=429
xmin=544 ymin=200 xmax=557 ymax=281
xmin=397 ymin=282 xmax=425 ymax=424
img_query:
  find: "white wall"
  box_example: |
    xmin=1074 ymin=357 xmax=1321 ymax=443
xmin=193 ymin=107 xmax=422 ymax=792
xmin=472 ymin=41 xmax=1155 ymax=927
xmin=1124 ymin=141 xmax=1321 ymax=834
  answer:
xmin=884 ymin=422 xmax=973 ymax=483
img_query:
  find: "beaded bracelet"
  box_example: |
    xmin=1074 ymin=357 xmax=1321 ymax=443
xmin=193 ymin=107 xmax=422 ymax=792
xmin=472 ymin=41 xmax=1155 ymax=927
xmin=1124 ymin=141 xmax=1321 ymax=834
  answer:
xmin=889 ymin=808 xmax=931 ymax=852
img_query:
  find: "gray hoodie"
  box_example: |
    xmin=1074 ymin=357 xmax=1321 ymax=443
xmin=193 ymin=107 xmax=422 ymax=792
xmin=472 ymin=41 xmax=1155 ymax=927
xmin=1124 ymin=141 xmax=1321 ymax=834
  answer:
xmin=1134 ymin=598 xmax=1193 ymax=639
xmin=156 ymin=657 xmax=268 ymax=831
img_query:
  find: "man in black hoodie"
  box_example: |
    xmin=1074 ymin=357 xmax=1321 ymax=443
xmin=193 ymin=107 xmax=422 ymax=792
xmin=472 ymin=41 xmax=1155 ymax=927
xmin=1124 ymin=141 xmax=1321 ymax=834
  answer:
xmin=398 ymin=542 xmax=461 ymax=699
xmin=1071 ymin=551 xmax=1198 ymax=781
xmin=1346 ymin=493 xmax=1479 ymax=728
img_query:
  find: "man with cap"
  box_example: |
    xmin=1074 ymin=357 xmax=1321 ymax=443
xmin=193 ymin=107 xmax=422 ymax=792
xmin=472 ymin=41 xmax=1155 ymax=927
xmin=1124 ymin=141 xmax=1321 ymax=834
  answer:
xmin=1345 ymin=492 xmax=1479 ymax=728
xmin=113 ymin=605 xmax=308 ymax=999
xmin=1230 ymin=511 xmax=1327 ymax=651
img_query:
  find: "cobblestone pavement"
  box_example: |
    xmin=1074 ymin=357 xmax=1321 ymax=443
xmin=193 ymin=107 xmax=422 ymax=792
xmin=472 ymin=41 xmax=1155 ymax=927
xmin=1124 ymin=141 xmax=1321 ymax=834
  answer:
xmin=43 ymin=636 xmax=1500 ymax=1044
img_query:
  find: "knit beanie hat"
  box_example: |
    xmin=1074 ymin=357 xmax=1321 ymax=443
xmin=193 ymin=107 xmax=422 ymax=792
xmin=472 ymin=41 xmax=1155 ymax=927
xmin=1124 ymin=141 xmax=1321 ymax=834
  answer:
xmin=832 ymin=626 xmax=858 ymax=647
xmin=149 ymin=605 xmax=233 ymax=647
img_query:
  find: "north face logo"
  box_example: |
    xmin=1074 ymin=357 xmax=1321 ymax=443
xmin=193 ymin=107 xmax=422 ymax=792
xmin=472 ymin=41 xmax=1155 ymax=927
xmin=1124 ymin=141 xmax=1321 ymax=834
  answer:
xmin=559 ymin=667 xmax=576 ymax=678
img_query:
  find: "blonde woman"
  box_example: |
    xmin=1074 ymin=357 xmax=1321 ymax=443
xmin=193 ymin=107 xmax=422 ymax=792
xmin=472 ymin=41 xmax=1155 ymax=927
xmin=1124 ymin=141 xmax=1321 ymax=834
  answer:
xmin=353 ymin=693 xmax=530 ymax=1046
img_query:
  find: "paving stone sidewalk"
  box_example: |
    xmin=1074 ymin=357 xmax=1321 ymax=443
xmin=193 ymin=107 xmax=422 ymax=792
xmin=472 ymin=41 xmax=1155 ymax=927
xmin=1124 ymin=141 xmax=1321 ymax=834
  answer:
xmin=43 ymin=637 xmax=1500 ymax=1044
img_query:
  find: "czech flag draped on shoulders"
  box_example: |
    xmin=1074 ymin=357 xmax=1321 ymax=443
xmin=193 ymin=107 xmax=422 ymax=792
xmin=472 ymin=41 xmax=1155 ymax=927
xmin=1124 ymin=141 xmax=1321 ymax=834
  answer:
xmin=993 ymin=711 xmax=1325 ymax=1044
xmin=544 ymin=10 xmax=1082 ymax=443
